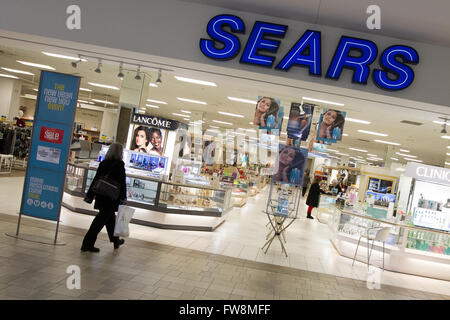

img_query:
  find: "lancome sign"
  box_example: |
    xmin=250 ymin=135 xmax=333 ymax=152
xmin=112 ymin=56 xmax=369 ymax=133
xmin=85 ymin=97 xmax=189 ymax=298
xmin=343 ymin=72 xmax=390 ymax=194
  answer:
xmin=131 ymin=113 xmax=179 ymax=130
xmin=405 ymin=162 xmax=450 ymax=186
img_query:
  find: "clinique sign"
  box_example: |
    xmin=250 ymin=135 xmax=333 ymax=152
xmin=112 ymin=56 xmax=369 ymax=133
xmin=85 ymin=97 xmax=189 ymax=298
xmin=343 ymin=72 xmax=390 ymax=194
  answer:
xmin=199 ymin=14 xmax=419 ymax=91
xmin=406 ymin=163 xmax=450 ymax=186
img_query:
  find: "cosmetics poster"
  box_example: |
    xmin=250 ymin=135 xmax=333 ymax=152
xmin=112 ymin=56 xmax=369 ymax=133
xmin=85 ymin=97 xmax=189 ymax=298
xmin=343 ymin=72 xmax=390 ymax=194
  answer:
xmin=272 ymin=144 xmax=308 ymax=186
xmin=286 ymin=102 xmax=314 ymax=146
xmin=316 ymin=108 xmax=347 ymax=144
xmin=129 ymin=124 xmax=167 ymax=156
xmin=254 ymin=96 xmax=284 ymax=135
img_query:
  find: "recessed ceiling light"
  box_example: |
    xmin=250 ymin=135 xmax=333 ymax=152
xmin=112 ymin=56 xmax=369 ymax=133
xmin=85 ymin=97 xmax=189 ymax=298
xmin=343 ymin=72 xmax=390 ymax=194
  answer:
xmin=147 ymin=99 xmax=167 ymax=104
xmin=174 ymin=76 xmax=217 ymax=87
xmin=399 ymin=149 xmax=410 ymax=152
xmin=1 ymin=67 xmax=34 ymax=75
xmin=397 ymin=152 xmax=416 ymax=158
xmin=367 ymin=154 xmax=378 ymax=157
xmin=374 ymin=139 xmax=401 ymax=146
xmin=210 ymin=126 xmax=220 ymax=129
xmin=349 ymin=147 xmax=367 ymax=152
xmin=212 ymin=120 xmax=233 ymax=125
xmin=391 ymin=157 xmax=399 ymax=161
xmin=336 ymin=152 xmax=350 ymax=156
xmin=345 ymin=117 xmax=371 ymax=124
xmin=367 ymin=157 xmax=383 ymax=161
xmin=446 ymin=162 xmax=450 ymax=166
xmin=433 ymin=120 xmax=446 ymax=125
xmin=249 ymin=122 xmax=254 ymax=125
xmin=172 ymin=113 xmax=189 ymax=117
xmin=146 ymin=104 xmax=160 ymax=109
xmin=228 ymin=97 xmax=257 ymax=104
xmin=91 ymin=99 xmax=116 ymax=105
xmin=447 ymin=146 xmax=450 ymax=149
xmin=302 ymin=97 xmax=344 ymax=106
xmin=16 ymin=60 xmax=55 ymax=70
xmin=218 ymin=111 xmax=244 ymax=118
xmin=176 ymin=97 xmax=207 ymax=105
xmin=327 ymin=148 xmax=338 ymax=152
xmin=183 ymin=118 xmax=190 ymax=121
xmin=88 ymin=82 xmax=120 ymax=90
xmin=0 ymin=73 xmax=19 ymax=79
xmin=32 ymin=88 xmax=38 ymax=91
xmin=79 ymin=88 xmax=92 ymax=92
xmin=41 ymin=52 xmax=87 ymax=61
xmin=149 ymin=83 xmax=158 ymax=87
xmin=342 ymin=133 xmax=349 ymax=137
xmin=447 ymin=152 xmax=450 ymax=156
xmin=78 ymin=100 xmax=89 ymax=103
xmin=181 ymin=110 xmax=191 ymax=114
xmin=358 ymin=130 xmax=388 ymax=137
xmin=406 ymin=159 xmax=423 ymax=163
xmin=396 ymin=168 xmax=406 ymax=172
xmin=441 ymin=136 xmax=450 ymax=140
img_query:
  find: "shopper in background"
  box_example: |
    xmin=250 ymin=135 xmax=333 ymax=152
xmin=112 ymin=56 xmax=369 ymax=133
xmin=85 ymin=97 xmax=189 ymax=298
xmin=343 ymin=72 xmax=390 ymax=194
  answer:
xmin=130 ymin=126 xmax=150 ymax=153
xmin=81 ymin=142 xmax=127 ymax=252
xmin=302 ymin=170 xmax=311 ymax=197
xmin=305 ymin=176 xmax=325 ymax=219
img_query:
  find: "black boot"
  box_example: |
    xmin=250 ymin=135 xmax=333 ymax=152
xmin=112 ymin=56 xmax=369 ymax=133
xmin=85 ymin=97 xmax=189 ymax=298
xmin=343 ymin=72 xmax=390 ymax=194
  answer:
xmin=307 ymin=214 xmax=314 ymax=219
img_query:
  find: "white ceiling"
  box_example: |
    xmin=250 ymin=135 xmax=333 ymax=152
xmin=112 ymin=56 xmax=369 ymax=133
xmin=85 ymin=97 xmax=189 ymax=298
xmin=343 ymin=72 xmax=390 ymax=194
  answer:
xmin=182 ymin=0 xmax=450 ymax=48
xmin=0 ymin=41 xmax=449 ymax=168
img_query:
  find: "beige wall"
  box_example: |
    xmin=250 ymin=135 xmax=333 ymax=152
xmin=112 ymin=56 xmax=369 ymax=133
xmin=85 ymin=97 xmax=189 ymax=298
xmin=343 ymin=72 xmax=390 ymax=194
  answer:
xmin=74 ymin=108 xmax=103 ymax=131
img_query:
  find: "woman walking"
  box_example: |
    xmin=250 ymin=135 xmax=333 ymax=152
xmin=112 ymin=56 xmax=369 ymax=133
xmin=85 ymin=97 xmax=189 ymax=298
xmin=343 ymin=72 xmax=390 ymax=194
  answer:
xmin=81 ymin=142 xmax=127 ymax=252
xmin=305 ymin=177 xmax=324 ymax=219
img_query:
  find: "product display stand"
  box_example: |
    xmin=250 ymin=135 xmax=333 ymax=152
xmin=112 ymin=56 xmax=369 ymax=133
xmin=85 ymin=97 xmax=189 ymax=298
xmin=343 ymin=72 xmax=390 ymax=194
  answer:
xmin=261 ymin=181 xmax=301 ymax=257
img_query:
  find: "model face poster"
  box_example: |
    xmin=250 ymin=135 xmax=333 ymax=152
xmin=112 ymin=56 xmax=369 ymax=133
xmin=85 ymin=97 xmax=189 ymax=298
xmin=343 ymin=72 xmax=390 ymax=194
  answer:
xmin=272 ymin=144 xmax=308 ymax=186
xmin=286 ymin=102 xmax=314 ymax=146
xmin=254 ymin=96 xmax=284 ymax=134
xmin=316 ymin=108 xmax=346 ymax=144
xmin=130 ymin=124 xmax=167 ymax=156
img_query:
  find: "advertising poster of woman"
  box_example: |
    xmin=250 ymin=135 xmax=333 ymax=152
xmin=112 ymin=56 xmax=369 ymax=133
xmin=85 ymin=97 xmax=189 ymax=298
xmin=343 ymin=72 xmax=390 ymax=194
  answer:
xmin=254 ymin=96 xmax=284 ymax=135
xmin=129 ymin=124 xmax=167 ymax=156
xmin=286 ymin=102 xmax=314 ymax=146
xmin=272 ymin=144 xmax=309 ymax=186
xmin=316 ymin=108 xmax=347 ymax=144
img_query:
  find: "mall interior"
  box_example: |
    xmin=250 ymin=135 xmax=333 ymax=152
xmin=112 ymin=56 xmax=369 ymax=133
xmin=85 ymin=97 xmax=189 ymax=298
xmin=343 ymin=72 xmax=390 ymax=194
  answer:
xmin=0 ymin=0 xmax=449 ymax=300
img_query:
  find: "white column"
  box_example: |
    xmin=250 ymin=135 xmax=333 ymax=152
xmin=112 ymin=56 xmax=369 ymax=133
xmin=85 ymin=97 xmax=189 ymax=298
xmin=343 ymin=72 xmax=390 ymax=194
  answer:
xmin=384 ymin=145 xmax=399 ymax=168
xmin=0 ymin=78 xmax=22 ymax=120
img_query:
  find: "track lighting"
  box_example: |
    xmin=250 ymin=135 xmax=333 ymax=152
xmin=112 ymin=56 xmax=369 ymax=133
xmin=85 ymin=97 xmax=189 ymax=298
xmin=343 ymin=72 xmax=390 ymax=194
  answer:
xmin=71 ymin=55 xmax=82 ymax=68
xmin=156 ymin=69 xmax=162 ymax=85
xmin=117 ymin=62 xmax=124 ymax=79
xmin=439 ymin=117 xmax=448 ymax=134
xmin=135 ymin=65 xmax=141 ymax=80
xmin=94 ymin=59 xmax=102 ymax=73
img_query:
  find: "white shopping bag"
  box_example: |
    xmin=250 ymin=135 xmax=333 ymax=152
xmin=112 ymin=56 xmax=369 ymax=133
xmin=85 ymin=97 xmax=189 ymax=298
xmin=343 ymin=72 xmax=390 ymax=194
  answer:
xmin=114 ymin=205 xmax=135 ymax=237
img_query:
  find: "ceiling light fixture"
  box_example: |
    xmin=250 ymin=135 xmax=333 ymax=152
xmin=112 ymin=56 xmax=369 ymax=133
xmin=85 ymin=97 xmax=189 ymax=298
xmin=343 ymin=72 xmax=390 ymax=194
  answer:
xmin=345 ymin=117 xmax=371 ymax=124
xmin=374 ymin=139 xmax=401 ymax=146
xmin=441 ymin=136 xmax=450 ymax=140
xmin=391 ymin=157 xmax=399 ymax=161
xmin=16 ymin=60 xmax=55 ymax=70
xmin=174 ymin=75 xmax=216 ymax=86
xmin=149 ymin=83 xmax=158 ymax=87
xmin=406 ymin=159 xmax=423 ymax=163
xmin=135 ymin=65 xmax=141 ymax=80
xmin=0 ymin=73 xmax=19 ymax=79
xmin=396 ymin=152 xmax=417 ymax=158
xmin=172 ymin=113 xmax=189 ymax=117
xmin=79 ymin=87 xmax=92 ymax=92
xmin=146 ymin=99 xmax=167 ymax=104
xmin=348 ymin=147 xmax=368 ymax=152
xmin=218 ymin=111 xmax=244 ymax=118
xmin=88 ymin=82 xmax=120 ymax=90
xmin=78 ymin=100 xmax=89 ymax=103
xmin=117 ymin=62 xmax=124 ymax=79
xmin=1 ymin=67 xmax=34 ymax=75
xmin=358 ymin=130 xmax=388 ymax=137
xmin=367 ymin=154 xmax=378 ymax=157
xmin=156 ymin=69 xmax=162 ymax=85
xmin=302 ymin=97 xmax=344 ymax=106
xmin=145 ymin=104 xmax=160 ymax=109
xmin=212 ymin=120 xmax=233 ymax=125
xmin=228 ymin=97 xmax=257 ymax=104
xmin=445 ymin=162 xmax=450 ymax=166
xmin=91 ymin=99 xmax=115 ymax=105
xmin=42 ymin=52 xmax=87 ymax=61
xmin=342 ymin=133 xmax=349 ymax=137
xmin=94 ymin=59 xmax=102 ymax=73
xmin=210 ymin=126 xmax=220 ymax=129
xmin=441 ymin=120 xmax=448 ymax=134
xmin=176 ymin=97 xmax=207 ymax=105
xmin=71 ymin=55 xmax=83 ymax=68
xmin=181 ymin=110 xmax=191 ymax=114
xmin=399 ymin=149 xmax=410 ymax=153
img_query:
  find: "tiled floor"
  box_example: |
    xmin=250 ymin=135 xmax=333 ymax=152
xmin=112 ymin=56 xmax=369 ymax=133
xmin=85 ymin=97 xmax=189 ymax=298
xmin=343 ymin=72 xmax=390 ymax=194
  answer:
xmin=1 ymin=172 xmax=450 ymax=299
xmin=1 ymin=213 xmax=448 ymax=300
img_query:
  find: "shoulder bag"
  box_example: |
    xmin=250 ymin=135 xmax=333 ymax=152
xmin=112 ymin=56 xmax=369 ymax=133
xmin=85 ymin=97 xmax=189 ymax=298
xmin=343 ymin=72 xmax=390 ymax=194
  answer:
xmin=91 ymin=163 xmax=121 ymax=201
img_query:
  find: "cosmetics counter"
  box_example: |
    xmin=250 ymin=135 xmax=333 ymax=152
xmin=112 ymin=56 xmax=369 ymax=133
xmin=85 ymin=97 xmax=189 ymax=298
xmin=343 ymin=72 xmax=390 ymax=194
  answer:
xmin=329 ymin=204 xmax=450 ymax=280
xmin=63 ymin=161 xmax=232 ymax=231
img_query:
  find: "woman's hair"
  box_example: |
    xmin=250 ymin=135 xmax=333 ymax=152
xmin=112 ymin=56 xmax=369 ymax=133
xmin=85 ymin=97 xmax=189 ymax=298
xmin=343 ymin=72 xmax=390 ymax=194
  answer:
xmin=325 ymin=109 xmax=346 ymax=131
xmin=130 ymin=126 xmax=150 ymax=150
xmin=313 ymin=176 xmax=321 ymax=184
xmin=105 ymin=142 xmax=123 ymax=161
xmin=278 ymin=146 xmax=306 ymax=182
xmin=256 ymin=97 xmax=280 ymax=126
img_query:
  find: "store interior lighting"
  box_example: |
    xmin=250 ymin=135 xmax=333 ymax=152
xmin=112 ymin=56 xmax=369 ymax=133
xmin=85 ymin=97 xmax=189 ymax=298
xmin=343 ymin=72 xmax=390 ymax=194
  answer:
xmin=94 ymin=59 xmax=102 ymax=73
xmin=71 ymin=55 xmax=83 ymax=68
xmin=156 ymin=69 xmax=162 ymax=85
xmin=135 ymin=65 xmax=141 ymax=80
xmin=117 ymin=62 xmax=124 ymax=80
xmin=441 ymin=119 xmax=448 ymax=134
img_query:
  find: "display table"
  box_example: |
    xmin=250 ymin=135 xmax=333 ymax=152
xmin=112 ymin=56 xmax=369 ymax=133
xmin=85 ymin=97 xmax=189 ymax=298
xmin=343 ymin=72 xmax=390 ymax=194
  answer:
xmin=330 ymin=205 xmax=450 ymax=280
xmin=63 ymin=163 xmax=232 ymax=231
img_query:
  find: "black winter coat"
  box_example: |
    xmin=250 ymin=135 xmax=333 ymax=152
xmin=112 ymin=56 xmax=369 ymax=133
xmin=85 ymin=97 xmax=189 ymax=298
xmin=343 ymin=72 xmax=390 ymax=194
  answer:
xmin=306 ymin=182 xmax=324 ymax=208
xmin=86 ymin=159 xmax=127 ymax=212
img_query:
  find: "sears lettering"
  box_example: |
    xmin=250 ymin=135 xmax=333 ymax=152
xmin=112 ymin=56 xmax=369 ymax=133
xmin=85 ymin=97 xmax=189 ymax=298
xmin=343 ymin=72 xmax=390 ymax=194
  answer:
xmin=200 ymin=14 xmax=419 ymax=91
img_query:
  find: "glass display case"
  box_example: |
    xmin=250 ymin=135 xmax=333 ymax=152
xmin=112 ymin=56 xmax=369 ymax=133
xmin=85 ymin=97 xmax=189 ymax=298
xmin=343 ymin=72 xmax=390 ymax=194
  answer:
xmin=316 ymin=194 xmax=336 ymax=224
xmin=63 ymin=162 xmax=232 ymax=231
xmin=329 ymin=204 xmax=450 ymax=280
xmin=231 ymin=180 xmax=249 ymax=207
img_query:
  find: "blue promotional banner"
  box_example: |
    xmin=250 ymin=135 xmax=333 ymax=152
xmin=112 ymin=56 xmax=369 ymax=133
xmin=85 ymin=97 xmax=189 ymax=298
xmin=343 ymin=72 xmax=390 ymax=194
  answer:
xmin=20 ymin=71 xmax=80 ymax=221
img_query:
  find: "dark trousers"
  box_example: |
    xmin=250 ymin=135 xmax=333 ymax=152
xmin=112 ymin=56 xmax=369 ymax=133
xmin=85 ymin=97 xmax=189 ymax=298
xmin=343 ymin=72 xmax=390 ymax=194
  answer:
xmin=82 ymin=208 xmax=118 ymax=248
xmin=302 ymin=186 xmax=307 ymax=197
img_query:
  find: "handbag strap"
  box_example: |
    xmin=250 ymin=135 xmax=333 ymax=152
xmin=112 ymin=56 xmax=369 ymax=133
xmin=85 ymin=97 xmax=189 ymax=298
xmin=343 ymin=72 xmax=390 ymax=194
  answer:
xmin=101 ymin=161 xmax=118 ymax=179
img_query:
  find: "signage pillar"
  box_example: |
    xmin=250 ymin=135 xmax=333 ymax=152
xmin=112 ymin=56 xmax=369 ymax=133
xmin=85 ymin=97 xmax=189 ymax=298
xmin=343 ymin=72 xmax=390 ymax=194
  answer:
xmin=189 ymin=111 xmax=204 ymax=161
xmin=384 ymin=145 xmax=398 ymax=168
xmin=16 ymin=71 xmax=80 ymax=244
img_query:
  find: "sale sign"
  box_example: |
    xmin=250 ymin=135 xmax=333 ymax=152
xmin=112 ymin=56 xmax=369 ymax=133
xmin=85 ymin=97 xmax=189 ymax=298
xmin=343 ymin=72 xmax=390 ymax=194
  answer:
xmin=40 ymin=127 xmax=64 ymax=144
